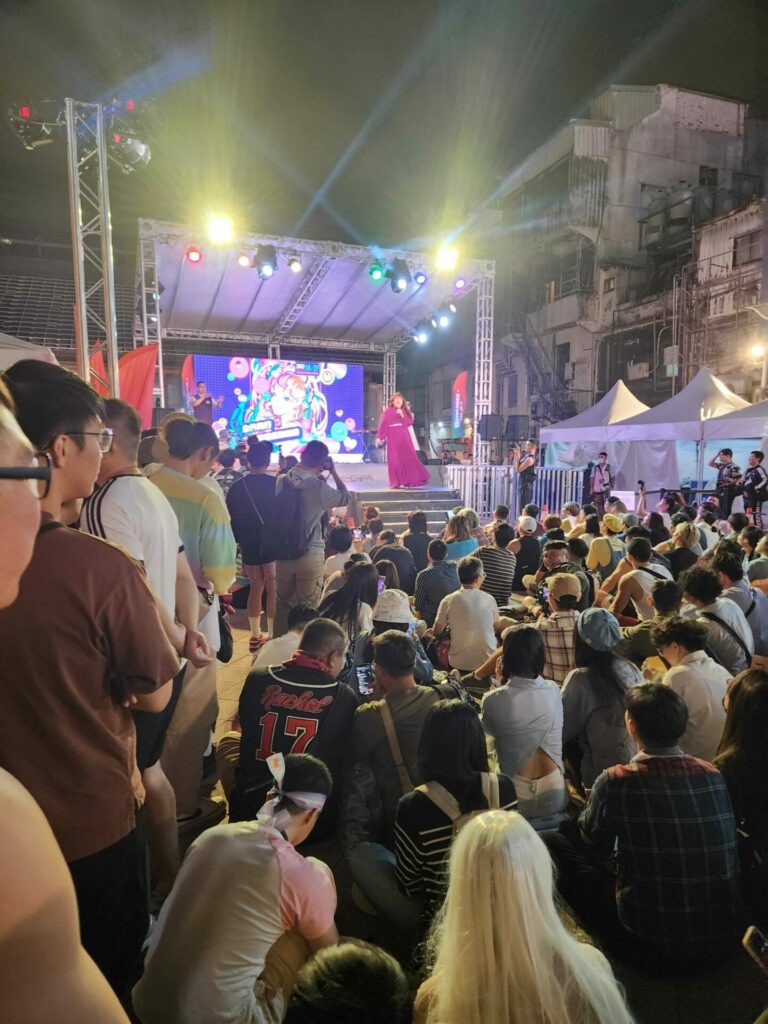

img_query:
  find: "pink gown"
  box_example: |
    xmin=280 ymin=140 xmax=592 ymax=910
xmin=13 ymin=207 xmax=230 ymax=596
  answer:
xmin=376 ymin=406 xmax=430 ymax=488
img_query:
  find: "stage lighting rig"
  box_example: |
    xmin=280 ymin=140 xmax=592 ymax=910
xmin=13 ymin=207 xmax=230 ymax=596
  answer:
xmin=206 ymin=213 xmax=234 ymax=244
xmin=413 ymin=269 xmax=428 ymax=287
xmin=186 ymin=245 xmax=203 ymax=264
xmin=287 ymin=255 xmax=303 ymax=273
xmin=454 ymin=276 xmax=466 ymax=290
xmin=386 ymin=258 xmax=411 ymax=294
xmin=255 ymin=245 xmax=278 ymax=279
xmin=237 ymin=252 xmax=251 ymax=268
xmin=412 ymin=320 xmax=431 ymax=344
xmin=369 ymin=260 xmax=385 ymax=282
xmin=7 ymin=100 xmax=61 ymax=150
xmin=436 ymin=243 xmax=459 ymax=272
xmin=105 ymin=97 xmax=152 ymax=174
xmin=434 ymin=305 xmax=453 ymax=329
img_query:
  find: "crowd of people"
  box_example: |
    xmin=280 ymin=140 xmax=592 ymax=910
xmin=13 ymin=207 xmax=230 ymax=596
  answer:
xmin=1 ymin=360 xmax=768 ymax=1024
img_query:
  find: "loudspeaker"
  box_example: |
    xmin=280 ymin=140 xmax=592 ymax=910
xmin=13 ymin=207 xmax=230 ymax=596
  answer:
xmin=504 ymin=414 xmax=530 ymax=440
xmin=152 ymin=407 xmax=177 ymax=427
xmin=478 ymin=413 xmax=503 ymax=440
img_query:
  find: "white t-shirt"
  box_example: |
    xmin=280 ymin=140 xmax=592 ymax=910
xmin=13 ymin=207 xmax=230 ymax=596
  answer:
xmin=662 ymin=651 xmax=730 ymax=762
xmin=252 ymin=631 xmax=301 ymax=671
xmin=81 ymin=473 xmax=182 ymax=618
xmin=434 ymin=588 xmax=499 ymax=671
xmin=324 ymin=547 xmax=354 ymax=579
xmin=133 ymin=821 xmax=336 ymax=1024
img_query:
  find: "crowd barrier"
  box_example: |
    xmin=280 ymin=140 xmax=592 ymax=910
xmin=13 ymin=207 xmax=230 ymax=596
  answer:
xmin=442 ymin=464 xmax=583 ymax=518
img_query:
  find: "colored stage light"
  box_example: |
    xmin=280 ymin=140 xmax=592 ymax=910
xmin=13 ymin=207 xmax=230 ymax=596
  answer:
xmin=388 ymin=258 xmax=411 ymax=294
xmin=413 ymin=320 xmax=431 ymax=344
xmin=126 ymin=99 xmax=135 ymax=112
xmin=436 ymin=244 xmax=458 ymax=271
xmin=369 ymin=260 xmax=385 ymax=282
xmin=435 ymin=305 xmax=453 ymax=329
xmin=287 ymin=255 xmax=302 ymax=273
xmin=19 ymin=105 xmax=31 ymax=120
xmin=186 ymin=245 xmax=202 ymax=264
xmin=413 ymin=269 xmax=428 ymax=286
xmin=454 ymin=276 xmax=466 ymax=290
xmin=237 ymin=252 xmax=251 ymax=268
xmin=206 ymin=213 xmax=234 ymax=245
xmin=448 ymin=302 xmax=457 ymax=314
xmin=113 ymin=133 xmax=122 ymax=144
xmin=255 ymin=245 xmax=278 ymax=279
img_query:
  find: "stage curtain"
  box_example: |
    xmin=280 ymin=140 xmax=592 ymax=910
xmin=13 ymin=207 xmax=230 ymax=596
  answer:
xmin=89 ymin=350 xmax=110 ymax=396
xmin=119 ymin=345 xmax=158 ymax=429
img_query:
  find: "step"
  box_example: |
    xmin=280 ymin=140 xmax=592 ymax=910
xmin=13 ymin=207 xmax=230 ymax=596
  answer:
xmin=353 ymin=489 xmax=460 ymax=503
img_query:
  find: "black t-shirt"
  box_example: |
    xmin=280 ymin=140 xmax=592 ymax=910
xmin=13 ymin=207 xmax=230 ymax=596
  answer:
xmin=226 ymin=474 xmax=276 ymax=564
xmin=402 ymin=532 xmax=431 ymax=573
xmin=373 ymin=544 xmax=417 ymax=594
xmin=194 ymin=395 xmax=213 ymax=424
xmin=511 ymin=535 xmax=541 ymax=591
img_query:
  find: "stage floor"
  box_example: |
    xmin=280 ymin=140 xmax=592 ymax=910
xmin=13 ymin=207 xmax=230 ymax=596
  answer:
xmin=335 ymin=461 xmax=450 ymax=492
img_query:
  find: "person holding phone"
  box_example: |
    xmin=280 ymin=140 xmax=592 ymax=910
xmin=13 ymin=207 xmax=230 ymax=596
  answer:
xmin=375 ymin=392 xmax=429 ymax=489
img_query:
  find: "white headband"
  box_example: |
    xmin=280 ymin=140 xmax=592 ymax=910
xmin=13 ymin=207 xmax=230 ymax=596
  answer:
xmin=257 ymin=753 xmax=327 ymax=832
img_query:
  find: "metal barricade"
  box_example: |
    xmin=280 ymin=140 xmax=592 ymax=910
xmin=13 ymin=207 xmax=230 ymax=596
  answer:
xmin=442 ymin=465 xmax=582 ymax=518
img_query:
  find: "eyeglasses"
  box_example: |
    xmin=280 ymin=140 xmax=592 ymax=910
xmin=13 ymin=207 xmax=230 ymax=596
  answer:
xmin=0 ymin=452 xmax=52 ymax=499
xmin=64 ymin=427 xmax=114 ymax=454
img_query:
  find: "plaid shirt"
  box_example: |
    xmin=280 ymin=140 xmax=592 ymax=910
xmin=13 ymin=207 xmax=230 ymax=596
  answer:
xmin=580 ymin=751 xmax=740 ymax=951
xmin=534 ymin=610 xmax=577 ymax=685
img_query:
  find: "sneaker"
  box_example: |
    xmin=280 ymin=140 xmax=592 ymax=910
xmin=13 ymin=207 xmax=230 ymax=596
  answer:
xmin=249 ymin=634 xmax=267 ymax=655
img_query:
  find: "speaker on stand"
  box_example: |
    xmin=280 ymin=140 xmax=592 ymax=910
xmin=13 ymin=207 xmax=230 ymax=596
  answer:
xmin=152 ymin=407 xmax=177 ymax=428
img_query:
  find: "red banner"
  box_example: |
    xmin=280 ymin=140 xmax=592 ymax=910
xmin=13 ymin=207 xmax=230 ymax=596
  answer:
xmin=451 ymin=371 xmax=467 ymax=437
xmin=89 ymin=350 xmax=110 ymax=396
xmin=118 ymin=345 xmax=158 ymax=429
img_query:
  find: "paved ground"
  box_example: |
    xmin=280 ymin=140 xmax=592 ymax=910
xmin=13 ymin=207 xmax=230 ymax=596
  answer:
xmin=206 ymin=616 xmax=767 ymax=1024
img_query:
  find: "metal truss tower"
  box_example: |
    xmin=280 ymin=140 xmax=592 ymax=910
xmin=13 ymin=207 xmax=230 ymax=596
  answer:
xmin=134 ymin=222 xmax=164 ymax=403
xmin=473 ymin=273 xmax=495 ymax=467
xmin=64 ymin=98 xmax=120 ymax=395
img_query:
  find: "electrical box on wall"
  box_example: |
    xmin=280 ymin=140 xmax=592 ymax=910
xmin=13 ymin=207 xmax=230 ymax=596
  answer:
xmin=627 ymin=361 xmax=650 ymax=381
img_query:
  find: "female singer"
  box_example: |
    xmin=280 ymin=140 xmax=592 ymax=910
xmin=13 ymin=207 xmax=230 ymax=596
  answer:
xmin=375 ymin=392 xmax=429 ymax=489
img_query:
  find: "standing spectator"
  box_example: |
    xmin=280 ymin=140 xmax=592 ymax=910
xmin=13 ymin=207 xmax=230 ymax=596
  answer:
xmin=709 ymin=447 xmax=741 ymax=516
xmin=680 ymin=565 xmax=753 ymax=674
xmin=274 ymin=441 xmax=349 ymax=635
xmin=562 ymin=609 xmax=642 ymax=791
xmin=400 ymin=509 xmax=431 ymax=572
xmin=483 ymin=503 xmax=509 ymax=538
xmin=395 ymin=700 xmax=517 ymax=920
xmin=362 ymin=515 xmax=384 ymax=554
xmin=441 ymin=511 xmax=479 ymax=560
xmin=133 ymin=754 xmax=338 ymax=1024
xmin=372 ymin=530 xmax=417 ymax=594
xmin=710 ymin=547 xmax=768 ymax=655
xmin=532 ymin=573 xmax=580 ymax=684
xmin=229 ymin=619 xmax=357 ymax=836
xmin=251 ymin=603 xmax=319 ymax=671
xmin=586 ymin=513 xmax=625 ymax=583
xmin=226 ymin=440 xmax=277 ymax=646
xmin=512 ymin=439 xmax=538 ymax=510
xmin=413 ymin=539 xmax=460 ymax=628
xmin=324 ymin=524 xmax=355 ymax=578
xmin=477 ymin=522 xmax=517 ymax=606
xmin=415 ymin=813 xmax=633 ymax=1024
xmin=615 ymin=579 xmax=682 ymax=667
xmin=715 ymin=669 xmax=768 ymax=922
xmin=212 ymin=447 xmax=243 ymax=496
xmin=611 ymin=537 xmax=673 ymax=621
xmin=482 ymin=626 xmax=569 ymax=823
xmin=149 ymin=418 xmax=237 ymax=821
xmin=508 ymin=515 xmax=542 ymax=591
xmin=433 ymin=556 xmax=500 ymax=672
xmin=650 ymin=616 xmax=730 ymax=762
xmin=547 ymin=684 xmax=741 ymax=972
xmin=589 ymin=451 xmax=615 ymax=517
xmin=344 ymin=632 xmax=443 ymax=924
xmin=740 ymin=450 xmax=768 ymax=529
xmin=0 ymin=361 xmax=179 ymax=997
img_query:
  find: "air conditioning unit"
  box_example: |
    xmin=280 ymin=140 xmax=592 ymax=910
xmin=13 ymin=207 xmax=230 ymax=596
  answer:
xmin=627 ymin=361 xmax=650 ymax=381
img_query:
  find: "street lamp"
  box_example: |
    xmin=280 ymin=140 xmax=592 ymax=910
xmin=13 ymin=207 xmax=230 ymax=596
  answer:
xmin=746 ymin=305 xmax=768 ymax=390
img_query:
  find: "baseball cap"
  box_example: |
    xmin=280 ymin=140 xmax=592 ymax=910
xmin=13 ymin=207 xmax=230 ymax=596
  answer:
xmin=603 ymin=513 xmax=624 ymax=534
xmin=577 ymin=607 xmax=621 ymax=651
xmin=518 ymin=515 xmax=537 ymax=534
xmin=372 ymin=589 xmax=413 ymax=624
xmin=548 ymin=573 xmax=581 ymax=600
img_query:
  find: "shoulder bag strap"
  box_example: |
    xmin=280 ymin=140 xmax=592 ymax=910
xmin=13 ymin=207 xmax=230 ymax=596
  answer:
xmin=241 ymin=476 xmax=265 ymax=527
xmin=380 ymin=701 xmax=413 ymax=795
xmin=638 ymin=566 xmax=665 ymax=581
xmin=700 ymin=611 xmax=752 ymax=664
xmin=416 ymin=781 xmax=460 ymax=821
xmin=746 ymin=595 xmax=757 ymax=620
xmin=481 ymin=772 xmax=500 ymax=810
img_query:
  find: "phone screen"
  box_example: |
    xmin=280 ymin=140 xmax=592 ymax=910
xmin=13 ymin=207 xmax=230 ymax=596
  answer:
xmin=356 ymin=665 xmax=375 ymax=697
xmin=541 ymin=586 xmax=549 ymax=600
xmin=353 ymin=528 xmax=362 ymax=541
xmin=377 ymin=576 xmax=386 ymax=594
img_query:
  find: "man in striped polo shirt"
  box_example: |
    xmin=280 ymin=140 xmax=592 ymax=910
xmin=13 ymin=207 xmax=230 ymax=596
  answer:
xmin=477 ymin=523 xmax=518 ymax=606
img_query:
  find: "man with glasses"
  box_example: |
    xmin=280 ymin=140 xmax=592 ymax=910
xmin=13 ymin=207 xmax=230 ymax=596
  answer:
xmin=0 ymin=360 xmax=179 ymax=1000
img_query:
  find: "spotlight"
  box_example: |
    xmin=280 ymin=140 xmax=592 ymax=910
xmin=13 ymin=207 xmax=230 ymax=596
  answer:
xmin=7 ymin=101 xmax=57 ymax=150
xmin=255 ymin=245 xmax=278 ymax=279
xmin=413 ymin=320 xmax=431 ymax=344
xmin=448 ymin=302 xmax=457 ymax=314
xmin=387 ymin=258 xmax=411 ymax=294
xmin=186 ymin=245 xmax=203 ymax=264
xmin=413 ymin=269 xmax=428 ymax=287
xmin=206 ymin=213 xmax=234 ymax=245
xmin=435 ymin=305 xmax=453 ymax=329
xmin=454 ymin=276 xmax=466 ymax=290
xmin=436 ymin=244 xmax=458 ymax=271
xmin=287 ymin=255 xmax=302 ymax=273
xmin=237 ymin=252 xmax=251 ymax=268
xmin=369 ymin=260 xmax=385 ymax=282
xmin=108 ymin=134 xmax=151 ymax=173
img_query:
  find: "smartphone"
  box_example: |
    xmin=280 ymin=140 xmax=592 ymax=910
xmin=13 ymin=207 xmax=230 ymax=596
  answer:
xmin=353 ymin=528 xmax=362 ymax=541
xmin=743 ymin=926 xmax=768 ymax=974
xmin=541 ymin=586 xmax=549 ymax=600
xmin=406 ymin=620 xmax=416 ymax=637
xmin=356 ymin=664 xmax=375 ymax=697
xmin=377 ymin=576 xmax=386 ymax=594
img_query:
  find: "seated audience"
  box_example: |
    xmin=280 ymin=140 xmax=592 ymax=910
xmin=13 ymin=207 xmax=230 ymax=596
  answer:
xmin=251 ymin=603 xmax=319 ymax=670
xmin=283 ymin=941 xmax=410 ymax=1024
xmin=662 ymin=521 xmax=700 ymax=579
xmin=746 ymin=532 xmax=768 ymax=583
xmin=415 ymin=812 xmax=633 ymax=1024
xmin=562 ymin=609 xmax=642 ymax=791
xmin=715 ymin=668 xmax=768 ymax=922
xmin=375 ymin=557 xmax=401 ymax=591
xmin=477 ymin=522 xmax=517 ymax=606
xmin=433 ymin=556 xmax=500 ymax=672
xmin=372 ymin=530 xmax=417 ymax=594
xmin=525 ymin=539 xmax=591 ymax=612
xmin=645 ymin=510 xmax=671 ymax=547
xmin=395 ymin=700 xmax=517 ymax=920
xmin=343 ymin=632 xmax=444 ymax=925
xmin=442 ymin=510 xmax=479 ymax=560
xmin=413 ymin=539 xmax=460 ymax=628
xmin=710 ymin=547 xmax=768 ymax=655
xmin=508 ymin=515 xmax=542 ymax=591
xmin=362 ymin=515 xmax=384 ymax=554
xmin=532 ymin=573 xmax=580 ymax=684
xmin=650 ymin=616 xmax=730 ymax=762
xmin=740 ymin=525 xmax=764 ymax=568
xmin=547 ymin=684 xmax=741 ymax=972
xmin=586 ymin=513 xmax=625 ymax=583
xmin=318 ymin=560 xmax=379 ymax=649
xmin=680 ymin=565 xmax=753 ymax=674
xmin=400 ymin=509 xmax=431 ymax=572
xmin=560 ymin=501 xmax=581 ymax=533
xmin=615 ymin=579 xmax=683 ymax=666
xmin=320 ymin=552 xmax=369 ymax=602
xmin=581 ymin=512 xmax=602 ymax=547
xmin=482 ymin=626 xmax=569 ymax=823
xmin=324 ymin=524 xmax=355 ymax=578
xmin=133 ymin=754 xmax=338 ymax=1024
xmin=698 ymin=510 xmax=721 ymax=549
xmin=352 ymin=588 xmax=432 ymax=685
xmin=460 ymin=507 xmax=491 ymax=548
xmin=521 ymin=502 xmax=545 ymax=536
xmin=612 ymin=537 xmax=673 ymax=621
xmin=539 ymin=513 xmax=565 ymax=546
xmin=483 ymin=503 xmax=509 ymax=537
xmin=565 ymin=536 xmax=595 ymax=604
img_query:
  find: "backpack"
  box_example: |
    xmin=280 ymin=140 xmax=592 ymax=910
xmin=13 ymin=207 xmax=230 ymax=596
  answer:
xmin=417 ymin=774 xmax=500 ymax=837
xmin=263 ymin=475 xmax=309 ymax=561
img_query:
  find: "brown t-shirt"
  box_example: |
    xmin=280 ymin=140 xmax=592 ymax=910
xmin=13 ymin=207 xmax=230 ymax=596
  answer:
xmin=0 ymin=518 xmax=179 ymax=862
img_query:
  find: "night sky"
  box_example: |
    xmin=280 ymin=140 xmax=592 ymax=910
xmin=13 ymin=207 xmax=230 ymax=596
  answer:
xmin=0 ymin=0 xmax=766 ymax=255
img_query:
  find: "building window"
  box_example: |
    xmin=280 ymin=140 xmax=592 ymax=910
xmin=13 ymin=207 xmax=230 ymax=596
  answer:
xmin=505 ymin=372 xmax=518 ymax=408
xmin=603 ymin=276 xmax=615 ymax=293
xmin=440 ymin=380 xmax=452 ymax=410
xmin=733 ymin=231 xmax=761 ymax=267
xmin=699 ymin=166 xmax=718 ymax=188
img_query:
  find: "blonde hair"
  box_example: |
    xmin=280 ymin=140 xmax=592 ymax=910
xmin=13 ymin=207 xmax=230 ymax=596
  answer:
xmin=444 ymin=512 xmax=473 ymax=543
xmin=423 ymin=811 xmax=633 ymax=1024
xmin=674 ymin=522 xmax=698 ymax=549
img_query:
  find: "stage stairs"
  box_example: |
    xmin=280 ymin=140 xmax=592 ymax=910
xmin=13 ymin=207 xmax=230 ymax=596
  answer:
xmin=350 ymin=487 xmax=462 ymax=535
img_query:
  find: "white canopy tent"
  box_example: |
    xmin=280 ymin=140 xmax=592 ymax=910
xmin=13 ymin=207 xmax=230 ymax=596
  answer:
xmin=704 ymin=398 xmax=768 ymax=440
xmin=0 ymin=332 xmax=57 ymax=372
xmin=539 ymin=380 xmax=649 ymax=443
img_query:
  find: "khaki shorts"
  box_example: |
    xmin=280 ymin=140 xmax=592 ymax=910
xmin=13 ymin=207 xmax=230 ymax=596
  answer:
xmin=243 ymin=561 xmax=277 ymax=582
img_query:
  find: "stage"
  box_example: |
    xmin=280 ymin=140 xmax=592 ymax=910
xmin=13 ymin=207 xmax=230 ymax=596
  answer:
xmin=334 ymin=462 xmax=460 ymax=534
